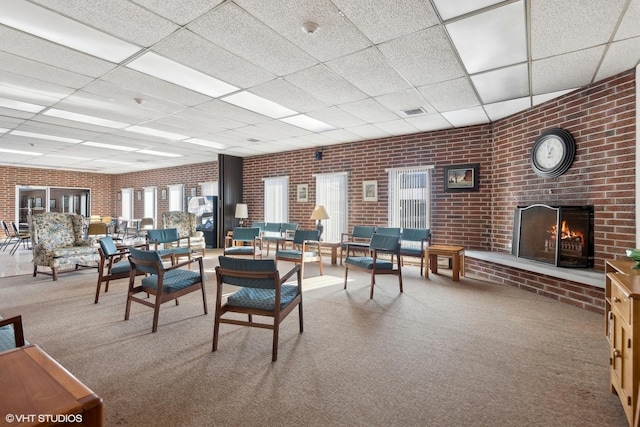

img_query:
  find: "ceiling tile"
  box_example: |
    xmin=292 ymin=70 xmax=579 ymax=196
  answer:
xmin=332 ymin=0 xmax=439 ymax=44
xmin=305 ymin=106 xmax=366 ymax=128
xmin=419 ymin=78 xmax=480 ymax=112
xmin=188 ymin=2 xmax=317 ymax=76
xmin=531 ymin=0 xmax=626 ymax=59
xmin=131 ymin=0 xmax=223 ymax=26
xmin=378 ymin=26 xmax=465 ymax=86
xmin=614 ymin=0 xmax=640 ymax=40
xmin=249 ymin=78 xmax=328 ymax=113
xmin=375 ymin=89 xmax=433 ymax=113
xmin=326 ymin=47 xmax=411 ymax=96
xmin=596 ymin=37 xmax=640 ymax=82
xmin=338 ymin=98 xmax=399 ymax=122
xmin=374 ymin=119 xmax=419 ymax=135
xmin=285 ymin=64 xmax=368 ymax=105
xmin=441 ymin=106 xmax=488 ymax=127
xmin=404 ymin=113 xmax=452 ymax=132
xmin=432 ymin=0 xmax=506 ymax=20
xmin=235 ymin=0 xmax=370 ymax=62
xmin=471 ymin=62 xmax=529 ymax=104
xmin=531 ymin=46 xmax=605 ymax=94
xmin=152 ymin=29 xmax=275 ymax=89
xmin=484 ymin=97 xmax=532 ymax=121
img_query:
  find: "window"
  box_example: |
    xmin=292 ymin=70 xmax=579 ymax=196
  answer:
xmin=387 ymin=166 xmax=433 ymax=229
xmin=199 ymin=181 xmax=217 ymax=196
xmin=143 ymin=186 xmax=157 ymax=222
xmin=263 ymin=176 xmax=289 ymax=222
xmin=168 ymin=184 xmax=184 ymax=212
xmin=121 ymin=188 xmax=133 ymax=220
xmin=314 ymin=173 xmax=347 ymax=242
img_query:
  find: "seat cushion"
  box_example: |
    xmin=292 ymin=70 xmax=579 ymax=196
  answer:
xmin=110 ymin=261 xmax=131 ymax=275
xmin=225 ymin=247 xmax=257 ymax=255
xmin=227 ymin=285 xmax=299 ymax=310
xmin=345 ymin=256 xmax=394 ymax=270
xmin=400 ymin=247 xmax=423 ymax=256
xmin=141 ymin=269 xmax=203 ymax=293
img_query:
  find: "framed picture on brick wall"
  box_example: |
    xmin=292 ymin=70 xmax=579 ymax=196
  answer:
xmin=444 ymin=163 xmax=479 ymax=192
xmin=363 ymin=181 xmax=378 ymax=202
xmin=297 ymin=184 xmax=308 ymax=202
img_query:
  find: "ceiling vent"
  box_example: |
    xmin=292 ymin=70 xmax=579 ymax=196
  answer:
xmin=399 ymin=107 xmax=426 ymax=117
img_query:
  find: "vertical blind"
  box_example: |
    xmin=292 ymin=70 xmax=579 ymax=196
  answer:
xmin=315 ymin=173 xmax=347 ymax=242
xmin=121 ymin=188 xmax=133 ymax=220
xmin=168 ymin=184 xmax=184 ymax=212
xmin=387 ymin=166 xmax=432 ymax=229
xmin=143 ymin=186 xmax=156 ymax=221
xmin=263 ymin=176 xmax=289 ymax=223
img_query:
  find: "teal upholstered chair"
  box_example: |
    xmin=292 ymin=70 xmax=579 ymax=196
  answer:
xmin=125 ymin=247 xmax=207 ymax=333
xmin=340 ymin=225 xmax=376 ymax=265
xmin=275 ymin=229 xmax=322 ymax=279
xmin=260 ymin=222 xmax=283 ymax=255
xmin=399 ymin=228 xmax=431 ymax=276
xmin=95 ymin=236 xmax=147 ymax=303
xmin=0 ymin=315 xmax=25 ymax=352
xmin=146 ymin=228 xmax=191 ymax=265
xmin=213 ymin=256 xmax=302 ymax=362
xmin=344 ymin=233 xmax=402 ymax=299
xmin=224 ymin=227 xmax=262 ymax=259
xmin=376 ymin=227 xmax=401 ymax=237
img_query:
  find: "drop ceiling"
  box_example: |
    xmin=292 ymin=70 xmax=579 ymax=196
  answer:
xmin=0 ymin=0 xmax=638 ymax=174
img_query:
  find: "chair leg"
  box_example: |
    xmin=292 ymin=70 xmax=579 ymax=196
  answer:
xmin=212 ymin=316 xmax=220 ymax=352
xmin=94 ymin=279 xmax=103 ymax=304
xmin=33 ymin=265 xmax=37 ymax=277
xmin=272 ymin=325 xmax=279 ymax=362
xmin=344 ymin=266 xmax=349 ymax=289
xmin=152 ymin=295 xmax=162 ymax=333
xmin=369 ymin=271 xmax=376 ymax=299
xmin=52 ymin=267 xmax=58 ymax=281
xmin=298 ymin=301 xmax=303 ymax=333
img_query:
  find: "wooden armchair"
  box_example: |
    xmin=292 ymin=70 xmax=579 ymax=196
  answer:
xmin=213 ymin=257 xmax=303 ymax=361
xmin=125 ymin=247 xmax=208 ymax=333
xmin=146 ymin=228 xmax=192 ymax=265
xmin=399 ymin=228 xmax=431 ymax=275
xmin=275 ymin=229 xmax=322 ymax=279
xmin=0 ymin=315 xmax=25 ymax=352
xmin=340 ymin=225 xmax=376 ymax=265
xmin=344 ymin=234 xmax=403 ymax=299
xmin=224 ymin=227 xmax=262 ymax=259
xmin=95 ymin=236 xmax=147 ymax=303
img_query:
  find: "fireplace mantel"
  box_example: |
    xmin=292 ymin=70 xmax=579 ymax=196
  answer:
xmin=465 ymin=250 xmax=604 ymax=289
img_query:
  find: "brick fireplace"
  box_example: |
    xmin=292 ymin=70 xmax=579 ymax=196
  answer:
xmin=512 ymin=204 xmax=594 ymax=268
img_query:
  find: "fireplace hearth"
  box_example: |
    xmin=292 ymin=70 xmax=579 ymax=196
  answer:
xmin=512 ymin=204 xmax=594 ymax=268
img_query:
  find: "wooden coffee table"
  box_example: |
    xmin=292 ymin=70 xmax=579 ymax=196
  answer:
xmin=0 ymin=344 xmax=103 ymax=426
xmin=424 ymin=245 xmax=465 ymax=281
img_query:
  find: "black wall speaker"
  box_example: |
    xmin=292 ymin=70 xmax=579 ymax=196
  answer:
xmin=314 ymin=150 xmax=323 ymax=160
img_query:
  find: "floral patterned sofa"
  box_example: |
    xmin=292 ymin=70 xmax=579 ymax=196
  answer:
xmin=162 ymin=211 xmax=206 ymax=256
xmin=30 ymin=212 xmax=100 ymax=281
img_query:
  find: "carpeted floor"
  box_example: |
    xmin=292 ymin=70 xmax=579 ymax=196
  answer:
xmin=0 ymin=252 xmax=628 ymax=426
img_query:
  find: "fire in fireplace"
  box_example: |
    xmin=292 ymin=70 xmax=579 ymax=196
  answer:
xmin=512 ymin=204 xmax=594 ymax=268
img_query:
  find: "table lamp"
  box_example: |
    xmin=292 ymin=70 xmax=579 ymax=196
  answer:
xmin=310 ymin=205 xmax=330 ymax=240
xmin=235 ymin=203 xmax=248 ymax=227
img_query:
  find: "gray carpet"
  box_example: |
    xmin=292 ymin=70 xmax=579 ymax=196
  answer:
xmin=0 ymin=252 xmax=628 ymax=426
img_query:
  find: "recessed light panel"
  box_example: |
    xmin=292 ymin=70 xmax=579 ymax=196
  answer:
xmin=82 ymin=141 xmax=138 ymax=151
xmin=44 ymin=109 xmax=130 ymax=129
xmin=127 ymin=52 xmax=238 ymax=98
xmin=221 ymin=91 xmax=298 ymax=119
xmin=137 ymin=149 xmax=182 ymax=157
xmin=0 ymin=0 xmax=141 ymax=62
xmin=125 ymin=125 xmax=189 ymax=141
xmin=185 ymin=138 xmax=228 ymax=150
xmin=0 ymin=97 xmax=45 ymax=113
xmin=10 ymin=130 xmax=82 ymax=143
xmin=280 ymin=114 xmax=335 ymax=132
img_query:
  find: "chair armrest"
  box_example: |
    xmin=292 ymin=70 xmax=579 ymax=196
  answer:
xmin=340 ymin=233 xmax=353 ymax=243
xmin=165 ymin=255 xmax=203 ymax=271
xmin=0 ymin=315 xmax=25 ymax=347
xmin=280 ymin=264 xmax=301 ymax=283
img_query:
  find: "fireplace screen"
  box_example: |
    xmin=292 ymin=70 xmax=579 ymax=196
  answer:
xmin=512 ymin=204 xmax=594 ymax=268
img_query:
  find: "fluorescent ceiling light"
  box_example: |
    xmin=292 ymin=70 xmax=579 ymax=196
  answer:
xmin=125 ymin=125 xmax=189 ymax=140
xmin=137 ymin=149 xmax=182 ymax=157
xmin=127 ymin=52 xmax=238 ymax=97
xmin=92 ymin=159 xmax=133 ymax=165
xmin=0 ymin=128 xmax=9 ymax=133
xmin=0 ymin=148 xmax=42 ymax=156
xmin=82 ymin=141 xmax=138 ymax=151
xmin=446 ymin=1 xmax=526 ymax=74
xmin=0 ymin=97 xmax=45 ymax=113
xmin=221 ymin=91 xmax=298 ymax=119
xmin=280 ymin=114 xmax=335 ymax=132
xmin=471 ymin=63 xmax=529 ymax=104
xmin=0 ymin=0 xmax=141 ymax=62
xmin=47 ymin=154 xmax=90 ymax=160
xmin=433 ymin=0 xmax=505 ymax=20
xmin=185 ymin=138 xmax=228 ymax=150
xmin=10 ymin=130 xmax=82 ymax=143
xmin=44 ymin=109 xmax=130 ymax=129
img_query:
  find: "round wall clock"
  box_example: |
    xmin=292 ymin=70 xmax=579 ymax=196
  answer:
xmin=530 ymin=128 xmax=576 ymax=178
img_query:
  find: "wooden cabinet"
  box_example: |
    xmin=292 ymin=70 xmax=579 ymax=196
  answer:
xmin=605 ymin=261 xmax=640 ymax=426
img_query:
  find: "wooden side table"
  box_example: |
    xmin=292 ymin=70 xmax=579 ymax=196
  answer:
xmin=0 ymin=344 xmax=103 ymax=426
xmin=425 ymin=245 xmax=465 ymax=281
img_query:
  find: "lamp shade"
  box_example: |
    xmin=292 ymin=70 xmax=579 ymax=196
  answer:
xmin=235 ymin=203 xmax=248 ymax=219
xmin=310 ymin=205 xmax=330 ymax=220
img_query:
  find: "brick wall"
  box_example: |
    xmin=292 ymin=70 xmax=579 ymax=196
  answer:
xmin=244 ymin=125 xmax=494 ymax=246
xmin=0 ymin=166 xmax=113 ymax=220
